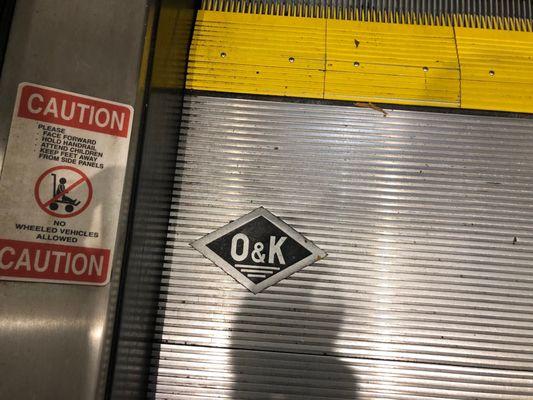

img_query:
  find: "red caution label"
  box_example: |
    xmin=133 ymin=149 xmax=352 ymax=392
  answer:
xmin=17 ymin=83 xmax=132 ymax=138
xmin=0 ymin=238 xmax=110 ymax=284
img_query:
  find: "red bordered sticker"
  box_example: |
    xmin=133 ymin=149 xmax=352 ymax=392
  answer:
xmin=0 ymin=82 xmax=134 ymax=286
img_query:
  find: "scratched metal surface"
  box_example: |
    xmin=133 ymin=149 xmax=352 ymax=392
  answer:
xmin=151 ymin=94 xmax=533 ymax=398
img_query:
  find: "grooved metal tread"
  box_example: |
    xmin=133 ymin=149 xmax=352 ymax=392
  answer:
xmin=151 ymin=94 xmax=533 ymax=399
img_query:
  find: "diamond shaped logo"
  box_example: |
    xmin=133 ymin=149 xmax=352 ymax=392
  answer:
xmin=191 ymin=207 xmax=327 ymax=293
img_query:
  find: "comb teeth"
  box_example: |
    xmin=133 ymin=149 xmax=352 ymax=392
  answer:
xmin=201 ymin=0 xmax=533 ymax=31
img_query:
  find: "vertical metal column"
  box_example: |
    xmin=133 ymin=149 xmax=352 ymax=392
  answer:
xmin=0 ymin=1 xmax=153 ymax=399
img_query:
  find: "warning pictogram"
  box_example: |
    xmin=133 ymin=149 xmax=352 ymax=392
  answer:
xmin=34 ymin=165 xmax=93 ymax=218
xmin=191 ymin=207 xmax=327 ymax=294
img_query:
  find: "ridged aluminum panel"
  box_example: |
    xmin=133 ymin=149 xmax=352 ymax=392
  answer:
xmin=151 ymin=94 xmax=533 ymax=398
xmin=154 ymin=345 xmax=533 ymax=399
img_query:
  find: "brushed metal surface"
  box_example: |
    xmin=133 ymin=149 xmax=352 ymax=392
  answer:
xmin=0 ymin=1 xmax=150 ymax=399
xmin=151 ymin=94 xmax=533 ymax=398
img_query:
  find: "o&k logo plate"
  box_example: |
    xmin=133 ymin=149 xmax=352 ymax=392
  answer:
xmin=191 ymin=207 xmax=327 ymax=294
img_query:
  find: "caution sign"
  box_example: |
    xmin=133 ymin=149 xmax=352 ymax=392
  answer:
xmin=0 ymin=83 xmax=133 ymax=285
xmin=191 ymin=207 xmax=327 ymax=293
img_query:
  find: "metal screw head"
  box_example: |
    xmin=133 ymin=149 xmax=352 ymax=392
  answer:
xmin=220 ymin=52 xmax=227 ymax=58
xmin=489 ymin=70 xmax=495 ymax=76
xmin=289 ymin=57 xmax=295 ymax=63
xmin=422 ymin=66 xmax=429 ymax=72
xmin=353 ymin=61 xmax=360 ymax=67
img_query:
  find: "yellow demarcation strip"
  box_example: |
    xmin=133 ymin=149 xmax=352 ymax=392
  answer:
xmin=456 ymin=28 xmax=533 ymax=113
xmin=186 ymin=10 xmax=533 ymax=113
xmin=187 ymin=12 xmax=326 ymax=99
xmin=325 ymin=20 xmax=460 ymax=107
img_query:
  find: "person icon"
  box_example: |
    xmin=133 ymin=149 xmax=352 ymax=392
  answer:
xmin=56 ymin=177 xmax=81 ymax=206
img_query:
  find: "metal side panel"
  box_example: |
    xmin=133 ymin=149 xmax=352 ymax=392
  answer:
xmin=151 ymin=94 xmax=533 ymax=399
xmin=0 ymin=1 xmax=150 ymax=399
xmin=107 ymin=2 xmax=197 ymax=397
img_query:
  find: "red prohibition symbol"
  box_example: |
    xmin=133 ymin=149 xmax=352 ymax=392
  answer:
xmin=34 ymin=165 xmax=93 ymax=218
